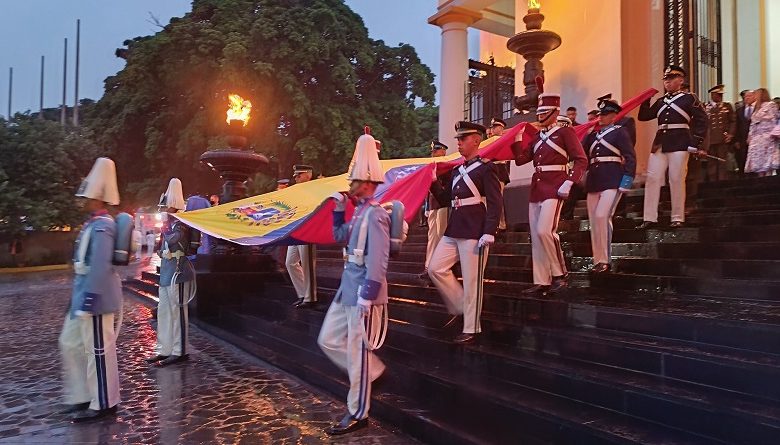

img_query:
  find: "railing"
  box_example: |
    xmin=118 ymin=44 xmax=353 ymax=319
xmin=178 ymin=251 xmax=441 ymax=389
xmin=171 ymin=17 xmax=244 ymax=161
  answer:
xmin=465 ymin=59 xmax=515 ymax=126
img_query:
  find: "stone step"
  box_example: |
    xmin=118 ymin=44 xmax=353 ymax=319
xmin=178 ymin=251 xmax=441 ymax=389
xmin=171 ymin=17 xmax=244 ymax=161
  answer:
xmin=655 ymin=242 xmax=780 ymax=260
xmin=603 ymin=258 xmax=780 ymax=281
xmin=693 ymin=192 xmax=780 ymax=209
xmin=237 ymin=288 xmax=780 ymax=444
xmin=310 ymin=275 xmax=780 ymax=353
xmin=219 ymin=301 xmax=719 ymax=444
xmin=578 ymin=271 xmax=780 ymax=302
xmin=696 ymin=175 xmax=780 ymax=192
xmin=283 ymin=288 xmax=780 ymax=404
xmin=196 ymin=314 xmax=488 ymax=445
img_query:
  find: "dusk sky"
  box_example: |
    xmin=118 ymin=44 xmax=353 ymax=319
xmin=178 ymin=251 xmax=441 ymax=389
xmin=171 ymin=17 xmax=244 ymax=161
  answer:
xmin=0 ymin=0 xmax=445 ymax=117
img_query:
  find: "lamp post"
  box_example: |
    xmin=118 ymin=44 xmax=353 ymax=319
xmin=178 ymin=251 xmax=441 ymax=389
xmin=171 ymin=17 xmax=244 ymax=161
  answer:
xmin=507 ymin=0 xmax=561 ymax=113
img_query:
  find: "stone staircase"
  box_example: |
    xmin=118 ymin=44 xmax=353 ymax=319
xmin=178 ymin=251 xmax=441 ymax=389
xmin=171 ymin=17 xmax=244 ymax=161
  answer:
xmin=125 ymin=176 xmax=780 ymax=445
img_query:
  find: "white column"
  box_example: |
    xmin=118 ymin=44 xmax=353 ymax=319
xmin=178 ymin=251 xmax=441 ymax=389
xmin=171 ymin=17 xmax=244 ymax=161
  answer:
xmin=438 ymin=20 xmax=470 ymax=151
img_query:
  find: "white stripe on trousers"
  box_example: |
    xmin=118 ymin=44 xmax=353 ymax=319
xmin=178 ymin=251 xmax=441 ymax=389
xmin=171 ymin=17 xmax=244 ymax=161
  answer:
xmin=286 ymin=245 xmax=317 ymax=302
xmin=156 ymin=281 xmax=192 ymax=356
xmin=528 ymin=199 xmax=566 ymax=285
xmin=643 ymin=150 xmax=689 ymax=223
xmin=317 ymin=300 xmax=386 ymax=420
xmin=428 ymin=236 xmax=489 ymax=334
xmin=424 ymin=208 xmax=448 ymax=270
xmin=586 ymin=189 xmax=623 ymax=265
xmin=59 ymin=313 xmax=121 ymax=410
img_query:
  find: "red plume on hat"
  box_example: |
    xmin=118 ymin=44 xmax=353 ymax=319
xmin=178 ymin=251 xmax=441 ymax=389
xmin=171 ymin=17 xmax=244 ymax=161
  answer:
xmin=535 ymin=75 xmax=545 ymax=94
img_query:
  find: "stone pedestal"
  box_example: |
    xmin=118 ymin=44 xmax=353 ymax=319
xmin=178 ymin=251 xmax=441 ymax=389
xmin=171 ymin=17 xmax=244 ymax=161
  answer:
xmin=190 ymin=253 xmax=283 ymax=321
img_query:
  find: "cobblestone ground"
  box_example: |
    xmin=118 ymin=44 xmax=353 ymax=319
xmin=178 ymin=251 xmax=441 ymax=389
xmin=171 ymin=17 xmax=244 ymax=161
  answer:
xmin=0 ymin=270 xmax=419 ymax=444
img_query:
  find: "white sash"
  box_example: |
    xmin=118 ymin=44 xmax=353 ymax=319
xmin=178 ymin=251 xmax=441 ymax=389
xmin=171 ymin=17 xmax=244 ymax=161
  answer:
xmin=452 ymin=161 xmax=483 ymax=202
xmin=658 ymin=93 xmax=691 ymax=122
xmin=74 ymin=216 xmax=113 ymax=275
xmin=533 ymin=126 xmax=568 ymax=159
xmin=589 ymin=125 xmax=623 ymax=157
xmin=347 ymin=206 xmax=374 ymax=266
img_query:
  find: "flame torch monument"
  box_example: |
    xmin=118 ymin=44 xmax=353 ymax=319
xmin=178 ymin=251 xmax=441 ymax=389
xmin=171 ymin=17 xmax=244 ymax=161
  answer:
xmin=200 ymin=94 xmax=269 ymax=204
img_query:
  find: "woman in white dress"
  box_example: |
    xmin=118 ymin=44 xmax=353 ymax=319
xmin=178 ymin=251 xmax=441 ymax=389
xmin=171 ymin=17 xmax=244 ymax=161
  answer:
xmin=745 ymin=88 xmax=779 ymax=176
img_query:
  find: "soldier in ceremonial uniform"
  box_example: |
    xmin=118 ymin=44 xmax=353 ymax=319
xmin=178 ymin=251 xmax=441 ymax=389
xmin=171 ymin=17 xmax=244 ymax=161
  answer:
xmin=428 ymin=121 xmax=502 ymax=344
xmin=59 ymin=157 xmax=122 ymax=422
xmin=286 ymin=164 xmax=318 ymax=308
xmin=583 ymin=98 xmax=636 ymax=273
xmin=597 ymin=93 xmax=637 ymax=147
xmin=637 ymin=65 xmax=708 ymax=229
xmin=318 ymin=129 xmax=390 ymax=435
xmin=490 ymin=118 xmax=511 ymax=232
xmin=512 ymin=93 xmax=587 ymax=294
xmin=704 ymin=84 xmax=736 ymax=182
xmin=146 ymin=178 xmax=196 ymax=367
xmin=421 ymin=141 xmax=450 ymax=278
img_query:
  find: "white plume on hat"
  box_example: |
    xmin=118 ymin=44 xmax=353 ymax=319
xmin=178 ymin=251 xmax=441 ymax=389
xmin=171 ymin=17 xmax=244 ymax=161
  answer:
xmin=75 ymin=157 xmax=120 ymax=205
xmin=348 ymin=127 xmax=384 ymax=183
xmin=160 ymin=178 xmax=186 ymax=210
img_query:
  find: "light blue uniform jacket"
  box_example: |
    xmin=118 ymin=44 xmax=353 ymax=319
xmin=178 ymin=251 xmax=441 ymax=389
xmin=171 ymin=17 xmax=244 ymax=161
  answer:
xmin=158 ymin=220 xmax=195 ymax=287
xmin=333 ymin=199 xmax=390 ymax=306
xmin=70 ymin=216 xmax=123 ymax=317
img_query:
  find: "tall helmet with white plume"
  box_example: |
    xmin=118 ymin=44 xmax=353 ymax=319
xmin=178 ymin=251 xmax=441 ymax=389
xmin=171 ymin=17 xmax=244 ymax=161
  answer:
xmin=347 ymin=126 xmax=384 ymax=183
xmin=159 ymin=178 xmax=186 ymax=210
xmin=75 ymin=157 xmax=120 ymax=205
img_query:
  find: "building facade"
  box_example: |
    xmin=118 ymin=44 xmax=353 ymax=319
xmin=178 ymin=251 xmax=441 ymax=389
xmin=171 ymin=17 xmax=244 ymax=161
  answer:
xmin=429 ymin=0 xmax=779 ymax=179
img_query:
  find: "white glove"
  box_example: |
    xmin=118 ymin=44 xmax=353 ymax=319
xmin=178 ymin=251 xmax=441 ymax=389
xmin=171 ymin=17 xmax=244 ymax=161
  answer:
xmin=330 ymin=192 xmax=347 ymax=211
xmin=557 ymin=180 xmax=573 ymax=198
xmin=431 ymin=163 xmax=438 ymax=180
xmin=478 ymin=234 xmax=495 ymax=248
xmin=357 ymin=297 xmax=372 ymax=317
xmin=687 ymin=146 xmax=698 ymax=153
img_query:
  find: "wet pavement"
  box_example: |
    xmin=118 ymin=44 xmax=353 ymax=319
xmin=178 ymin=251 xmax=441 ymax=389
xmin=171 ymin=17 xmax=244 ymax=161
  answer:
xmin=0 ymin=269 xmax=419 ymax=444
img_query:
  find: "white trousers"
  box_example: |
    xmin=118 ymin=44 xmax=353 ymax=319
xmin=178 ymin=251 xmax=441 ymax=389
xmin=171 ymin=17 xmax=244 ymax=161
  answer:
xmin=156 ymin=281 xmax=192 ymax=357
xmin=643 ymin=150 xmax=689 ymax=223
xmin=318 ymin=300 xmax=386 ymax=420
xmin=529 ymin=199 xmax=566 ymax=285
xmin=428 ymin=236 xmax=489 ymax=334
xmin=59 ymin=313 xmax=121 ymax=410
xmin=587 ymin=189 xmax=623 ymax=265
xmin=424 ymin=208 xmax=448 ymax=270
xmin=286 ymin=245 xmax=317 ymax=302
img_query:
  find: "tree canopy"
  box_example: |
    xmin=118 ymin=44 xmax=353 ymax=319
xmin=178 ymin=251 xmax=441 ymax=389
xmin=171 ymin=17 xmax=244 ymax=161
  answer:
xmin=0 ymin=115 xmax=102 ymax=238
xmin=89 ymin=0 xmax=436 ymax=204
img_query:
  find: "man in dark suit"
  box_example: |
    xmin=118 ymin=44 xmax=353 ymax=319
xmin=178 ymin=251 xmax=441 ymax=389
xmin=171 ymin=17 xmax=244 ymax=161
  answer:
xmin=735 ymin=90 xmax=755 ymax=175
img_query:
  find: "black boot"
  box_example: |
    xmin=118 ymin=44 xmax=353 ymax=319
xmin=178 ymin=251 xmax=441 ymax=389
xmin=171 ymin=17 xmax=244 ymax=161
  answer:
xmin=549 ymin=275 xmax=569 ymax=293
xmin=521 ymin=284 xmax=550 ymax=295
xmin=326 ymin=412 xmax=368 ymax=435
xmin=156 ymin=354 xmax=189 ymax=367
xmin=71 ymin=405 xmax=118 ymax=423
xmin=145 ymin=354 xmax=168 ymax=364
xmin=60 ymin=402 xmax=90 ymax=414
xmin=635 ymin=221 xmax=657 ymax=230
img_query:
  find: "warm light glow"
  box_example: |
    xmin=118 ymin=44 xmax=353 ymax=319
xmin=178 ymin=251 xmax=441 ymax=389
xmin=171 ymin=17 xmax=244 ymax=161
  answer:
xmin=226 ymin=93 xmax=252 ymax=126
xmin=529 ymin=0 xmax=540 ymax=9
